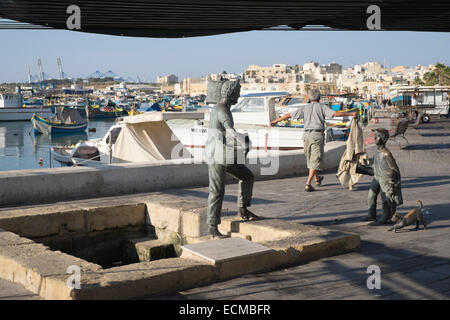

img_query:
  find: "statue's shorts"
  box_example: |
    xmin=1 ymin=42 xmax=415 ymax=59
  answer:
xmin=303 ymin=131 xmax=325 ymax=171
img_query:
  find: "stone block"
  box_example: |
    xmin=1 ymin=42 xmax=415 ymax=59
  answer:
xmin=180 ymin=207 xmax=209 ymax=237
xmin=0 ymin=228 xmax=35 ymax=247
xmin=0 ymin=209 xmax=87 ymax=238
xmin=145 ymin=200 xmax=209 ymax=238
xmin=124 ymin=238 xmax=177 ymax=262
xmin=0 ymin=231 xmax=101 ymax=296
xmin=145 ymin=202 xmax=182 ymax=233
xmin=70 ymin=258 xmax=214 ymax=300
xmin=87 ymin=203 xmax=146 ymax=232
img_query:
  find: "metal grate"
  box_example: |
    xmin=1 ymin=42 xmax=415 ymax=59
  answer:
xmin=0 ymin=1 xmax=449 ymax=37
xmin=0 ymin=18 xmax=51 ymax=29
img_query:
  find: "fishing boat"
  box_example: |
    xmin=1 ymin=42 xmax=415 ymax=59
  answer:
xmin=51 ymin=145 xmax=104 ymax=168
xmin=31 ymin=107 xmax=88 ymax=134
xmin=86 ymin=105 xmax=123 ymax=118
xmin=23 ymin=98 xmax=45 ymax=108
xmin=167 ymin=91 xmax=357 ymax=159
xmin=52 ymin=92 xmax=350 ymax=167
xmin=167 ymin=92 xmax=305 ymax=159
xmin=51 ymin=112 xmax=200 ymax=167
xmin=0 ymin=93 xmax=53 ymax=121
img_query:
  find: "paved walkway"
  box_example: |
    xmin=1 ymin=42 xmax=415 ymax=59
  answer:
xmin=2 ymin=117 xmax=450 ymax=300
xmin=150 ymin=117 xmax=450 ymax=300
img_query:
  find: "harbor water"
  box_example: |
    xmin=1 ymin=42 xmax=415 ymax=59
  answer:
xmin=0 ymin=119 xmax=115 ymax=172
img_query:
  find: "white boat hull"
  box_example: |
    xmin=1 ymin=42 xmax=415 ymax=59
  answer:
xmin=0 ymin=108 xmax=52 ymax=121
xmin=167 ymin=119 xmax=305 ymax=160
xmin=51 ymin=146 xmax=106 ymax=168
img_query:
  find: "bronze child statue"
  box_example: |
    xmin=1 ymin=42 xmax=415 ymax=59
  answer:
xmin=204 ymin=80 xmax=259 ymax=239
xmin=358 ymin=128 xmax=403 ymax=224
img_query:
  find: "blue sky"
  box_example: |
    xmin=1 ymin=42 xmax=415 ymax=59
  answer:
xmin=1 ymin=29 xmax=449 ymax=83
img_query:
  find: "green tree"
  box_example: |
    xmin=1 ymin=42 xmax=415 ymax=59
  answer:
xmin=423 ymin=63 xmax=450 ymax=86
xmin=413 ymin=77 xmax=424 ymax=86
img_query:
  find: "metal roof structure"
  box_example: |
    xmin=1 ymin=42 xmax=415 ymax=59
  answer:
xmin=0 ymin=1 xmax=449 ymax=38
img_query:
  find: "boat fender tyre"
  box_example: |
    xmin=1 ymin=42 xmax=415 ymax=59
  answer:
xmin=421 ymin=114 xmax=430 ymax=123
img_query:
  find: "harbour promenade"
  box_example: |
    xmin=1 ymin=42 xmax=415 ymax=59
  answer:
xmin=152 ymin=117 xmax=450 ymax=300
xmin=1 ymin=117 xmax=450 ymax=299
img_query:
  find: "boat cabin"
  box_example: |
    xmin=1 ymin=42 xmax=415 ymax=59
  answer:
xmin=229 ymin=92 xmax=290 ymax=126
xmin=0 ymin=94 xmax=23 ymax=108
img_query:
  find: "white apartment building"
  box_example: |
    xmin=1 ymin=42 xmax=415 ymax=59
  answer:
xmin=303 ymin=61 xmax=319 ymax=72
xmin=244 ymin=64 xmax=289 ymax=83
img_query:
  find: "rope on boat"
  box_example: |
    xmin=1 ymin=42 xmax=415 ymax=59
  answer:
xmin=71 ymin=154 xmax=103 ymax=167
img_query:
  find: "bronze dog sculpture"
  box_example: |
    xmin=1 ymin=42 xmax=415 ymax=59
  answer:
xmin=388 ymin=200 xmax=427 ymax=232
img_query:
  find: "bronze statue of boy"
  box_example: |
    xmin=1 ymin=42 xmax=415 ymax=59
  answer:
xmin=204 ymin=80 xmax=258 ymax=238
xmin=358 ymin=128 xmax=403 ymax=224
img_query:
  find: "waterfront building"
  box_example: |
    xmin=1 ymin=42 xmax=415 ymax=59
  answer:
xmin=157 ymin=74 xmax=179 ymax=85
xmin=180 ymin=77 xmax=207 ymax=96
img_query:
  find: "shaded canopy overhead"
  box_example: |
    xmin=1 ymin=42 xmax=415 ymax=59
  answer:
xmin=0 ymin=1 xmax=449 ymax=37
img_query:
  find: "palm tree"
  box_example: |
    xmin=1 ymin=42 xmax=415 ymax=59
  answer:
xmin=423 ymin=63 xmax=450 ymax=86
xmin=413 ymin=77 xmax=424 ymax=86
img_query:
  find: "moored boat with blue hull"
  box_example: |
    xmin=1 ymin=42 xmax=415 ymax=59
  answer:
xmin=31 ymin=108 xmax=88 ymax=134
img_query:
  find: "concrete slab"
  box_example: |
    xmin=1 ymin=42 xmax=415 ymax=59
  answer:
xmin=181 ymin=237 xmax=273 ymax=265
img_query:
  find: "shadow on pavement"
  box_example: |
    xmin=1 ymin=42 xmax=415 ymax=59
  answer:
xmin=278 ymin=201 xmax=450 ymax=230
xmin=148 ymin=240 xmax=450 ymax=300
xmin=402 ymin=175 xmax=450 ymax=189
xmin=163 ymin=188 xmax=284 ymax=205
xmin=402 ymin=144 xmax=450 ymax=150
xmin=420 ymin=133 xmax=450 ymax=137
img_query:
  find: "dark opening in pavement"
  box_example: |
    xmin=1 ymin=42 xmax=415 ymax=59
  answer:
xmin=31 ymin=226 xmax=165 ymax=269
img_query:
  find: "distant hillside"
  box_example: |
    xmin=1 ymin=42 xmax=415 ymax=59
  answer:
xmin=88 ymin=70 xmax=122 ymax=80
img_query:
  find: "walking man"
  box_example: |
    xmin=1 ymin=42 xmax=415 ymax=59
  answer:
xmin=271 ymin=89 xmax=357 ymax=192
xmin=205 ymin=80 xmax=258 ymax=239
